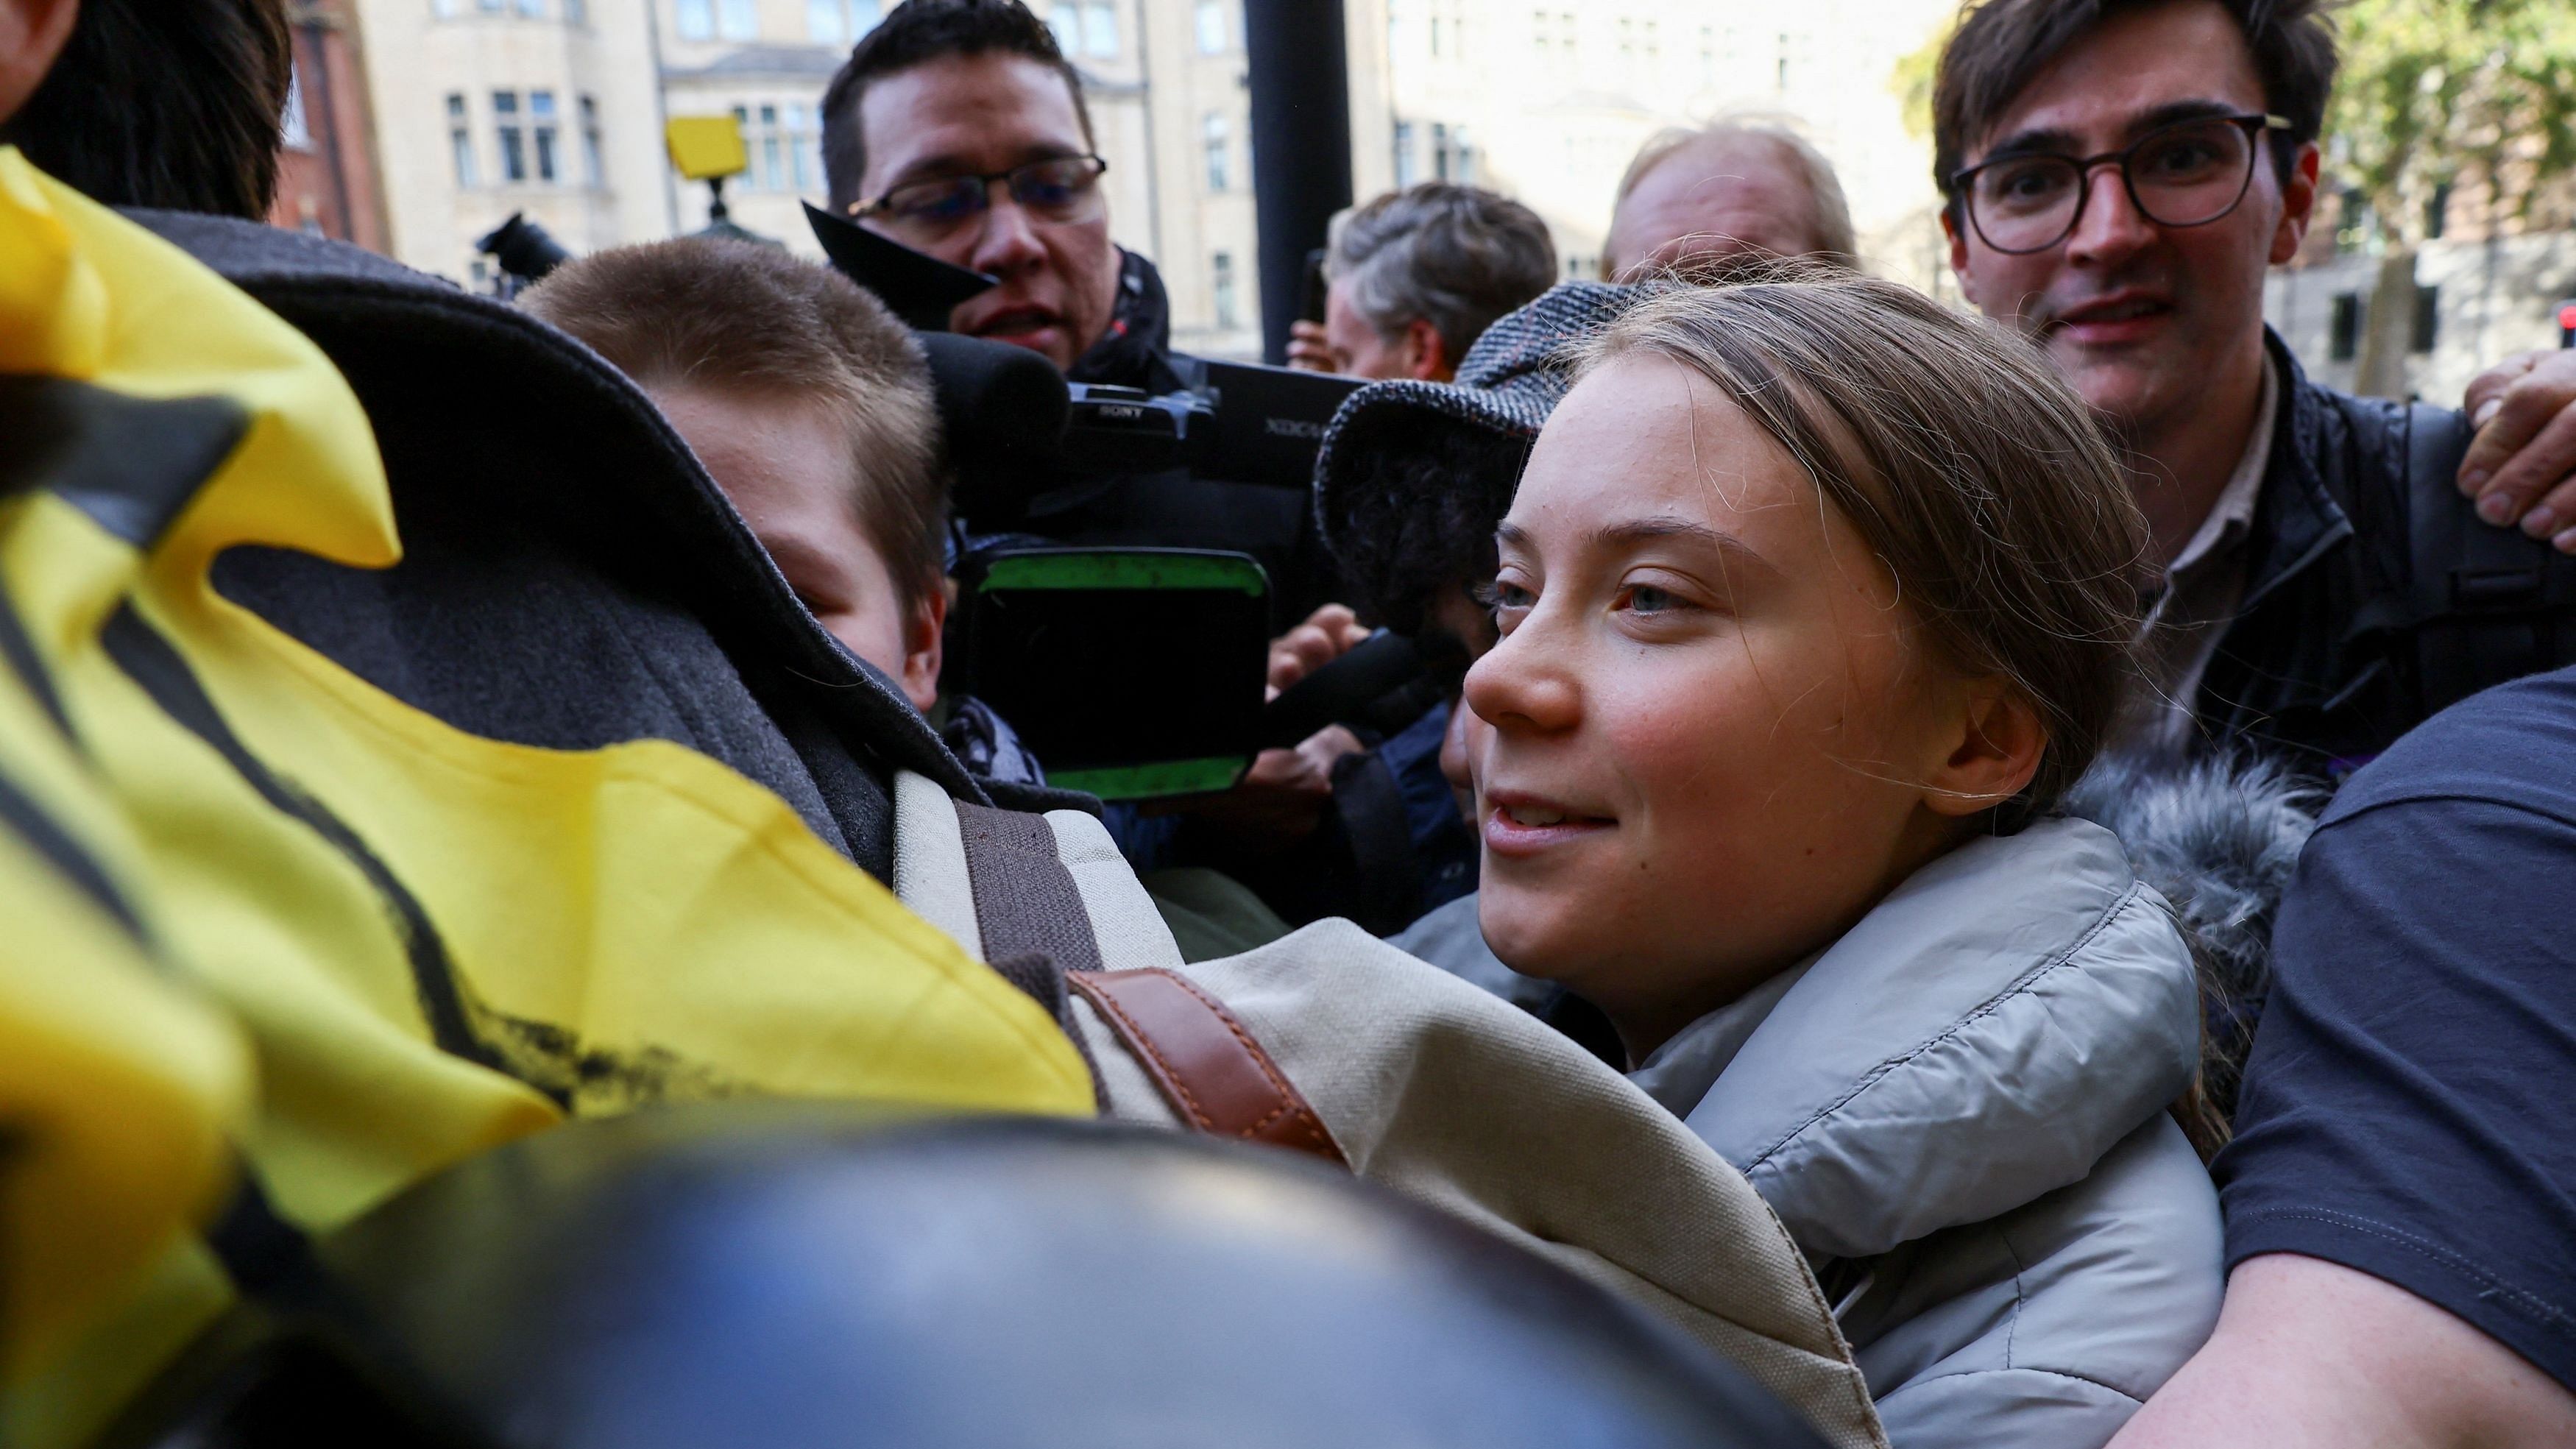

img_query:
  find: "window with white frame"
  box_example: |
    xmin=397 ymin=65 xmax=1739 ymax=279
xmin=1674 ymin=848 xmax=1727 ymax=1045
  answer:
xmin=676 ymin=0 xmax=713 ymax=39
xmin=1202 ymin=113 xmax=1229 ymax=191
xmin=731 ymin=103 xmax=813 ymax=192
xmin=513 ymin=0 xmax=542 ymax=18
xmin=729 ymin=106 xmax=757 ymax=188
xmin=758 ymin=104 xmax=784 ymax=189
xmin=718 ymin=0 xmax=757 ymax=39
xmin=788 ymin=102 xmax=818 ymax=191
xmin=1195 ymin=0 xmax=1227 ymax=52
xmin=808 ymin=0 xmax=882 ymax=43
xmin=493 ymin=90 xmax=526 ymax=182
xmin=1048 ymin=1 xmax=1116 ymax=57
xmin=580 ymin=95 xmax=604 ymax=186
xmin=1426 ymin=121 xmax=1473 ymax=183
xmin=447 ymin=93 xmax=477 ymax=185
xmin=1772 ymin=31 xmax=1814 ymax=92
xmin=531 ymin=90 xmax=560 ymax=183
xmin=1212 ymin=251 xmax=1237 ymax=330
xmin=1393 ymin=118 xmax=1415 ymax=186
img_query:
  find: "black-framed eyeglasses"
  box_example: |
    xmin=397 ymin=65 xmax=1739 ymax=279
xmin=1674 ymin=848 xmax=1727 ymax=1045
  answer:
xmin=1952 ymin=112 xmax=2291 ymax=255
xmin=847 ymin=154 xmax=1110 ymax=237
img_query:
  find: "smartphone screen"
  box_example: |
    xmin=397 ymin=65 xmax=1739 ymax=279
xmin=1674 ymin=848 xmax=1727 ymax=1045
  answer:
xmin=955 ymin=549 xmax=1270 ymax=799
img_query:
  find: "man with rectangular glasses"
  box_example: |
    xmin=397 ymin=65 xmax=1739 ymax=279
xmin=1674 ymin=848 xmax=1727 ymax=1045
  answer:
xmin=819 ymin=0 xmax=1159 ymax=388
xmin=1936 ymin=0 xmax=2576 ymax=774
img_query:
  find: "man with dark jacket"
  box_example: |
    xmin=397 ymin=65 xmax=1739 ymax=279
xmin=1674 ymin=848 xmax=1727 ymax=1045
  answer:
xmin=1933 ymin=0 xmax=2576 ymax=778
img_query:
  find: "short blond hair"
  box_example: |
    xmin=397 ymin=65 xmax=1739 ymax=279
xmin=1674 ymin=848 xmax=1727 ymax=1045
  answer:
xmin=521 ymin=237 xmax=946 ymax=618
xmin=1608 ymin=120 xmax=1858 ymax=271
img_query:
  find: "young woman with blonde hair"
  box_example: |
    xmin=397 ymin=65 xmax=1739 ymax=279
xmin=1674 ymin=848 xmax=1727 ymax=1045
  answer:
xmin=1461 ymin=272 xmax=2221 ymax=1449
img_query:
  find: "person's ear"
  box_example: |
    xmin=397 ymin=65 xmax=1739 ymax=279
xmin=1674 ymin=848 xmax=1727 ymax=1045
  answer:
xmin=1940 ymin=204 xmax=1972 ymax=286
xmin=2271 ymin=141 xmax=2321 ymax=266
xmin=1404 ymin=317 xmax=1452 ymax=383
xmin=898 ymin=578 xmax=947 ymax=715
xmin=1921 ymin=678 xmax=2046 ymax=819
xmin=0 ymin=0 xmax=79 ymax=129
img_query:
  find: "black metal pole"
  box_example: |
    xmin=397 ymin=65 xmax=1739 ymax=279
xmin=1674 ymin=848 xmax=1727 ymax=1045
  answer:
xmin=1242 ymin=0 xmax=1354 ymax=366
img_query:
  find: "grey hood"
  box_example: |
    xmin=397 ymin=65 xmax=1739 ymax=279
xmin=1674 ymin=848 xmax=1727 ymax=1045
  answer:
xmin=1634 ymin=817 xmax=2199 ymax=1262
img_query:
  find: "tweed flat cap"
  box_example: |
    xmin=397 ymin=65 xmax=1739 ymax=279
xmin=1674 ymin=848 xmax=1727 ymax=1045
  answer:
xmin=1311 ymin=281 xmax=1643 ymax=628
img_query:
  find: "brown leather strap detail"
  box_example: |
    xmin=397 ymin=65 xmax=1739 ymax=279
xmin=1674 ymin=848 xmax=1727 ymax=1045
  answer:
xmin=1064 ymin=968 xmax=1347 ymax=1168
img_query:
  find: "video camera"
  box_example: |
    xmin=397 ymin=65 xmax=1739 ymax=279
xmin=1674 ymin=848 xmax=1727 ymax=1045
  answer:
xmin=810 ymin=205 xmax=1439 ymax=801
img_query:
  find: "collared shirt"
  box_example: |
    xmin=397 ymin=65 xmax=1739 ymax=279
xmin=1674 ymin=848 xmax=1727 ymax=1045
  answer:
xmin=2121 ymin=356 xmax=2279 ymax=757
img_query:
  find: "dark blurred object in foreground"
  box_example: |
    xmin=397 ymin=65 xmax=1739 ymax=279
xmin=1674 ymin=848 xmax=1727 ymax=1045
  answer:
xmin=113 ymin=1105 xmax=1827 ymax=1449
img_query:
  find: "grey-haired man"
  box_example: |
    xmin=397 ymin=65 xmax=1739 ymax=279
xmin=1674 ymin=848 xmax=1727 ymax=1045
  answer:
xmin=1287 ymin=183 xmax=1557 ymax=383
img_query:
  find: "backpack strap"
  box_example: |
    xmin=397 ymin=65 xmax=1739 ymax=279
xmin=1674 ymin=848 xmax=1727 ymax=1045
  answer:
xmin=2399 ymin=402 xmax=2576 ymax=716
xmin=953 ymin=801 xmax=1107 ymax=975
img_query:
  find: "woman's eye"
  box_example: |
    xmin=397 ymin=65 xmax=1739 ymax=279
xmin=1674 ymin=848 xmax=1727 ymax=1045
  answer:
xmin=1473 ymin=578 xmax=1536 ymax=631
xmin=1617 ymin=582 xmax=1692 ymax=616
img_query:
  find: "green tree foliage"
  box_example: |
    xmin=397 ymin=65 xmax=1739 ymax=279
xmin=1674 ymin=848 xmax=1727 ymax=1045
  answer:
xmin=2329 ymin=0 xmax=2576 ymax=246
xmin=1893 ymin=17 xmax=1954 ymax=145
xmin=2329 ymin=0 xmax=2576 ymax=394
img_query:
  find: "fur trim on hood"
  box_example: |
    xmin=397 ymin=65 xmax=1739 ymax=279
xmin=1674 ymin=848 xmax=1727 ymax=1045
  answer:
xmin=2060 ymin=751 xmax=2325 ymax=1118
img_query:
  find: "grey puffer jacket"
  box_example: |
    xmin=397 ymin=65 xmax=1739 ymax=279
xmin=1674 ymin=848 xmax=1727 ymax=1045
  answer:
xmin=1395 ymin=818 xmax=2223 ymax=1449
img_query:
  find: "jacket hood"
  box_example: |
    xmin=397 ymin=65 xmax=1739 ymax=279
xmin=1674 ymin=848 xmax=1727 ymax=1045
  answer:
xmin=1635 ymin=816 xmax=2199 ymax=1262
xmin=120 ymin=208 xmax=984 ymax=812
xmin=2063 ymin=748 xmax=2322 ymax=1112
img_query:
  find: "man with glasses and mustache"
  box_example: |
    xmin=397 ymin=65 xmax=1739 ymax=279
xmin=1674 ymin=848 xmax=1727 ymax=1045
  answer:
xmin=1934 ymin=0 xmax=2576 ymax=775
xmin=821 ymin=0 xmax=1145 ymax=386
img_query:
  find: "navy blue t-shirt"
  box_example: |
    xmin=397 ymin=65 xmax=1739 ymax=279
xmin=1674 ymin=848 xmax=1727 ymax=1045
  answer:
xmin=2215 ymin=663 xmax=2576 ymax=1391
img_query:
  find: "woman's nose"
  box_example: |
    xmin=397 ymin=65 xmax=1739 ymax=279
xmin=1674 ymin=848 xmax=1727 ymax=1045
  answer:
xmin=1462 ymin=621 xmax=1581 ymax=737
